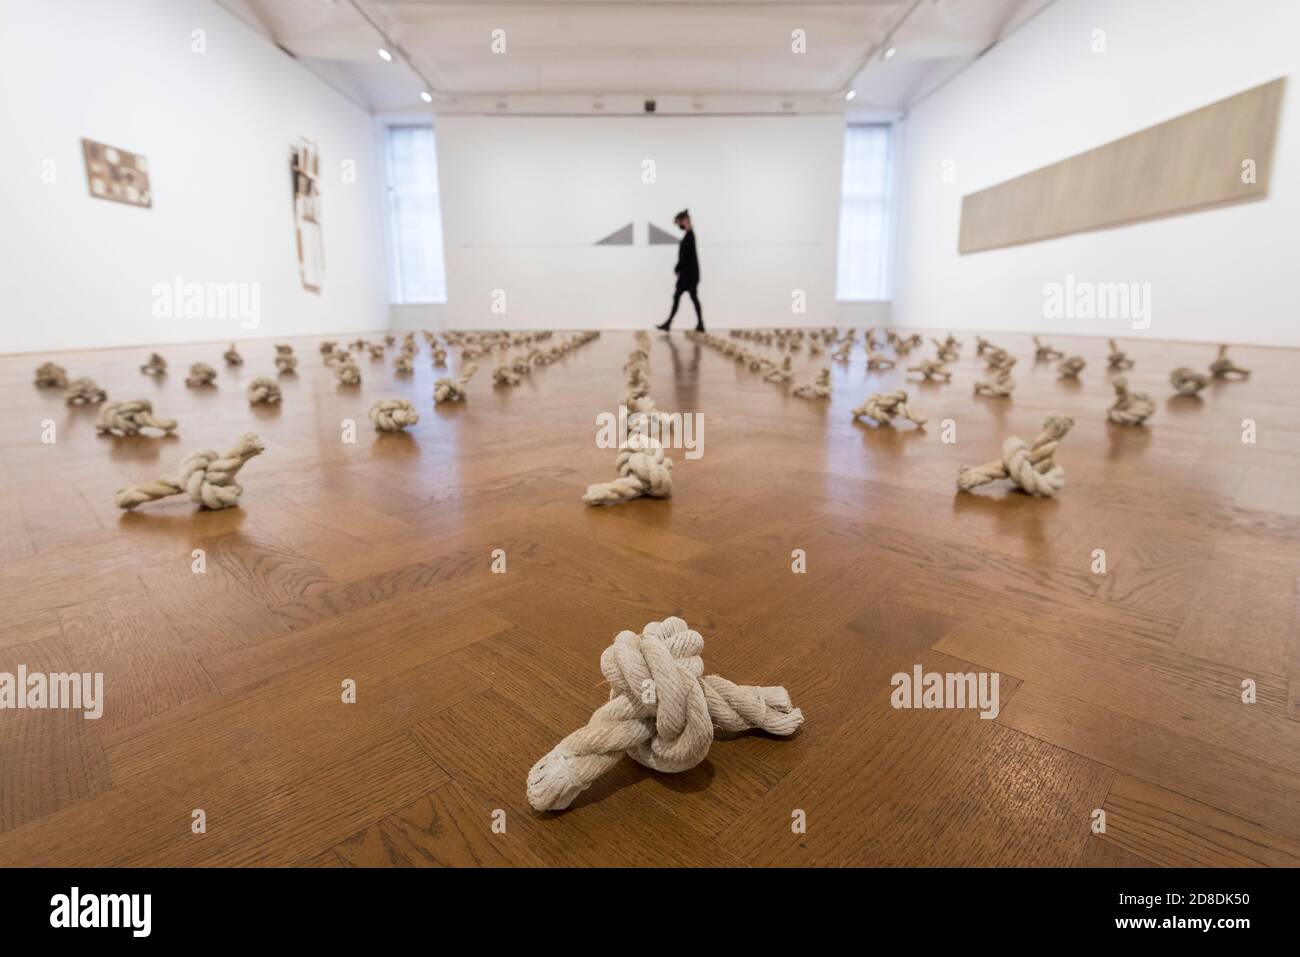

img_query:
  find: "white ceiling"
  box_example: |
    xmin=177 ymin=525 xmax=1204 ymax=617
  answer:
xmin=216 ymin=0 xmax=1053 ymax=114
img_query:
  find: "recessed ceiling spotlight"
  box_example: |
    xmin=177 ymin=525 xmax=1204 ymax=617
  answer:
xmin=420 ymin=91 xmax=433 ymax=103
xmin=845 ymin=90 xmax=857 ymax=101
xmin=377 ymin=48 xmax=392 ymax=62
xmin=884 ymin=46 xmax=897 ymax=59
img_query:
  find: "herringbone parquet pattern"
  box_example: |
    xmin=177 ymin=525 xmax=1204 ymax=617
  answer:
xmin=1 ymin=329 xmax=1297 ymax=866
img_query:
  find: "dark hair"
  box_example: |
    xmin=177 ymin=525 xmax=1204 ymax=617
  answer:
xmin=674 ymin=209 xmax=690 ymax=222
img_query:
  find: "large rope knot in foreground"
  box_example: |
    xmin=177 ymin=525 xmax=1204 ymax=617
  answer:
xmin=957 ymin=414 xmax=1075 ymax=497
xmin=116 ymin=433 xmax=265 ymax=511
xmin=583 ymin=433 xmax=673 ymax=505
xmin=526 ymin=616 xmax=804 ymax=811
xmin=369 ymin=398 xmax=420 ymax=432
xmin=95 ymin=400 xmax=178 ymax=436
xmin=852 ymin=390 xmax=927 ymax=427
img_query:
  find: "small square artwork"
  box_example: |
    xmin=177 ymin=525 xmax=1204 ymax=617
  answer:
xmin=81 ymin=138 xmax=152 ymax=208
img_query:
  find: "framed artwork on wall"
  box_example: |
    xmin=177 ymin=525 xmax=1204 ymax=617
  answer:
xmin=291 ymin=137 xmax=324 ymax=292
xmin=81 ymin=138 xmax=152 ymax=208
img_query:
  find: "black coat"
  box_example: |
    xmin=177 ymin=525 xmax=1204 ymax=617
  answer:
xmin=675 ymin=230 xmax=700 ymax=289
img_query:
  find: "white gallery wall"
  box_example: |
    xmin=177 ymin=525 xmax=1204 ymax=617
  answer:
xmin=433 ymin=114 xmax=844 ymax=330
xmin=0 ymin=0 xmax=388 ymax=354
xmin=891 ymin=0 xmax=1299 ymax=346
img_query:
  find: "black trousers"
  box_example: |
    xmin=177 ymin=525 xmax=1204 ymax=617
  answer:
xmin=665 ymin=284 xmax=702 ymax=326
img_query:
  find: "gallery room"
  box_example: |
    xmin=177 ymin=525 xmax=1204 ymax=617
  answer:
xmin=0 ymin=0 xmax=1296 ymax=908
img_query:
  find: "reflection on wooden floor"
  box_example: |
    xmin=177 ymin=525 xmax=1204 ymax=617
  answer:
xmin=1 ymin=329 xmax=1297 ymax=866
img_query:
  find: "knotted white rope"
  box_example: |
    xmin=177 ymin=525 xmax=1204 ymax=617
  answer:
xmin=140 ymin=353 xmax=167 ymax=376
xmin=908 ymin=358 xmax=951 ymax=382
xmin=931 ymin=336 xmax=960 ymax=362
xmin=764 ymin=356 xmax=793 ymax=383
xmin=974 ymin=357 xmax=1017 ymax=396
xmin=393 ymin=353 xmax=413 ymax=374
xmin=1057 ymin=356 xmax=1085 ymax=379
xmin=584 ymin=432 xmax=673 ymax=505
xmin=319 ymin=341 xmax=337 ymax=355
xmin=492 ymin=349 xmax=521 ymax=385
xmin=335 ymin=361 xmax=362 ymax=386
xmin=852 ymin=389 xmax=927 ymax=427
xmin=891 ymin=332 xmax=922 ymax=356
xmin=434 ymin=363 xmax=477 ymax=403
xmin=274 ymin=353 xmax=298 ymax=374
xmin=1107 ymin=338 xmax=1134 ymax=371
xmin=65 ymin=377 xmax=107 ymax=405
xmin=369 ymin=398 xmax=420 ymax=432
xmin=95 ymin=400 xmax=178 ymax=436
xmin=526 ymin=616 xmax=803 ymax=812
xmin=1170 ymin=366 xmax=1208 ymax=396
xmin=34 ymin=362 xmax=68 ymax=388
xmin=1034 ymin=336 xmax=1064 ymax=361
xmin=957 ymin=414 xmax=1075 ymax=497
xmin=368 ymin=343 xmax=386 ymax=360
xmin=866 ymin=350 xmax=896 ymax=371
xmin=982 ymin=346 xmax=1011 ymax=369
xmin=116 ymin=433 xmax=265 ymax=511
xmin=1209 ymin=344 xmax=1250 ymax=378
xmin=223 ymin=344 xmax=243 ymax=366
xmin=247 ymin=377 xmax=281 ymax=405
xmin=793 ymin=368 xmax=832 ymax=399
xmin=1107 ymin=377 xmax=1155 ymax=426
xmin=186 ymin=363 xmax=217 ymax=387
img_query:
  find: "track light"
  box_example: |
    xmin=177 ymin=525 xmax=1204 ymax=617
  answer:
xmin=377 ymin=48 xmax=392 ymax=62
xmin=845 ymin=90 xmax=857 ymax=101
xmin=884 ymin=46 xmax=897 ymax=60
xmin=420 ymin=91 xmax=433 ymax=103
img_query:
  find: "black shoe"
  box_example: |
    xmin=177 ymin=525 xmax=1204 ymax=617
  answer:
xmin=694 ymin=321 xmax=705 ymax=332
xmin=655 ymin=320 xmax=672 ymax=331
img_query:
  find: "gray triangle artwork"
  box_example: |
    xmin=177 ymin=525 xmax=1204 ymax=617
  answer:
xmin=647 ymin=223 xmax=679 ymax=245
xmin=594 ymin=223 xmax=634 ymax=245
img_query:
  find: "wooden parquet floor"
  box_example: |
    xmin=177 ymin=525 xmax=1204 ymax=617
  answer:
xmin=1 ymin=329 xmax=1297 ymax=867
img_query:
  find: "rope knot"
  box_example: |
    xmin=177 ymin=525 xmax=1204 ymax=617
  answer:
xmin=526 ymin=616 xmax=803 ymax=812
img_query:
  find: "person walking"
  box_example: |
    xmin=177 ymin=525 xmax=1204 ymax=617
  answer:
xmin=656 ymin=209 xmax=703 ymax=331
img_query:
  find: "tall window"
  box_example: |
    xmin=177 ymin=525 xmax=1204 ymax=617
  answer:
xmin=836 ymin=124 xmax=892 ymax=301
xmin=385 ymin=125 xmax=447 ymax=304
